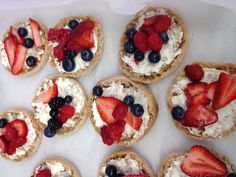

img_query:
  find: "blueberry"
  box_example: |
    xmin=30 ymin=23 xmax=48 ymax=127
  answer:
xmin=62 ymin=58 xmax=75 ymax=72
xmin=44 ymin=127 xmax=56 ymax=138
xmin=81 ymin=49 xmax=93 ymax=62
xmin=134 ymin=50 xmax=145 ymax=62
xmin=125 ymin=28 xmax=137 ymax=40
xmin=171 ymin=106 xmax=185 ymax=121
xmin=49 ymin=97 xmax=65 ymax=110
xmin=160 ymin=32 xmax=169 ymax=43
xmin=124 ymin=40 xmax=136 ymax=54
xmin=17 ymin=27 xmax=28 ymax=37
xmin=148 ymin=51 xmax=161 ymax=63
xmin=26 ymin=56 xmax=37 ymax=67
xmin=123 ymin=95 xmax=134 ymax=106
xmin=68 ymin=19 xmax=79 ymax=29
xmin=49 ymin=109 xmax=58 ymax=118
xmin=227 ymin=173 xmax=236 ymax=177
xmin=64 ymin=95 xmax=73 ymax=104
xmin=131 ymin=104 xmax=144 ymax=116
xmin=105 ymin=165 xmax=117 ymax=177
xmin=93 ymin=86 xmax=103 ymax=96
xmin=48 ymin=118 xmax=63 ymax=131
xmin=0 ymin=118 xmax=8 ymax=128
xmin=64 ymin=49 xmax=77 ymax=59
xmin=23 ymin=38 xmax=34 ymax=48
xmin=115 ymin=174 xmax=124 ymax=177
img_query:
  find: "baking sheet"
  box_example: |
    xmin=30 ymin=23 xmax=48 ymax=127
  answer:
xmin=0 ymin=0 xmax=236 ymax=176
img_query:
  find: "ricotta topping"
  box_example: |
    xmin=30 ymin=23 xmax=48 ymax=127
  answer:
xmin=122 ymin=8 xmax=183 ymax=75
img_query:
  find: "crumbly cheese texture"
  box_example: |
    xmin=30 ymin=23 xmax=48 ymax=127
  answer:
xmin=32 ymin=77 xmax=85 ymax=128
xmin=171 ymin=68 xmax=236 ymax=138
xmin=0 ymin=112 xmax=37 ymax=160
xmin=92 ymin=82 xmax=150 ymax=140
xmin=122 ymin=8 xmax=183 ymax=75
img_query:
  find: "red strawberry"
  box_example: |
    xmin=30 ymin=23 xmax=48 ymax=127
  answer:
xmin=29 ymin=18 xmax=43 ymax=48
xmin=7 ymin=136 xmax=27 ymax=155
xmin=53 ymin=43 xmax=66 ymax=61
xmin=181 ymin=104 xmax=218 ymax=127
xmin=100 ymin=126 xmax=114 ymax=146
xmin=67 ymin=20 xmax=95 ymax=52
xmin=10 ymin=119 xmax=28 ymax=138
xmin=57 ymin=105 xmax=75 ymax=123
xmin=212 ymin=72 xmax=236 ymax=110
xmin=48 ymin=28 xmax=71 ymax=43
xmin=207 ymin=81 xmax=217 ymax=100
xmin=140 ymin=25 xmax=155 ymax=35
xmin=36 ymin=168 xmax=52 ymax=177
xmin=143 ymin=15 xmax=159 ymax=26
xmin=147 ymin=33 xmax=163 ymax=52
xmin=3 ymin=34 xmax=18 ymax=67
xmin=133 ymin=31 xmax=148 ymax=53
xmin=10 ymin=26 xmax=23 ymax=44
xmin=181 ymin=145 xmax=227 ymax=177
xmin=3 ymin=124 xmax=18 ymax=142
xmin=191 ymin=93 xmax=210 ymax=106
xmin=124 ymin=175 xmax=148 ymax=177
xmin=124 ymin=111 xmax=142 ymax=131
xmin=38 ymin=82 xmax=58 ymax=104
xmin=184 ymin=82 xmax=207 ymax=98
xmin=184 ymin=64 xmax=204 ymax=82
xmin=154 ymin=15 xmax=171 ymax=32
xmin=107 ymin=121 xmax=125 ymax=141
xmin=96 ymin=97 xmax=122 ymax=124
xmin=0 ymin=136 xmax=9 ymax=153
xmin=112 ymin=103 xmax=128 ymax=120
xmin=11 ymin=44 xmax=27 ymax=75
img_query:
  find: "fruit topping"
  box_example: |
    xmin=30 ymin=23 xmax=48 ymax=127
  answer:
xmin=3 ymin=34 xmax=18 ymax=67
xmin=11 ymin=44 xmax=27 ymax=75
xmin=49 ymin=109 xmax=58 ymax=118
xmin=64 ymin=95 xmax=73 ymax=104
xmin=0 ymin=136 xmax=9 ymax=153
xmin=105 ymin=165 xmax=117 ymax=177
xmin=140 ymin=25 xmax=156 ymax=35
xmin=44 ymin=127 xmax=56 ymax=138
xmin=10 ymin=26 xmax=23 ymax=44
xmin=64 ymin=49 xmax=77 ymax=59
xmin=148 ymin=51 xmax=161 ymax=63
xmin=48 ymin=97 xmax=65 ymax=110
xmin=93 ymin=86 xmax=103 ymax=97
xmin=8 ymin=136 xmax=27 ymax=155
xmin=131 ymin=104 xmax=144 ymax=117
xmin=123 ymin=95 xmax=135 ymax=106
xmin=154 ymin=15 xmax=171 ymax=33
xmin=48 ymin=28 xmax=71 ymax=43
xmin=36 ymin=168 xmax=52 ymax=177
xmin=38 ymin=82 xmax=58 ymax=104
xmin=68 ymin=19 xmax=79 ymax=29
xmin=184 ymin=64 xmax=204 ymax=82
xmin=147 ymin=33 xmax=163 ymax=52
xmin=57 ymin=105 xmax=75 ymax=123
xmin=207 ymin=81 xmax=217 ymax=101
xmin=3 ymin=124 xmax=18 ymax=142
xmin=228 ymin=173 xmax=236 ymax=177
xmin=26 ymin=56 xmax=37 ymax=67
xmin=23 ymin=38 xmax=34 ymax=48
xmin=181 ymin=145 xmax=227 ymax=177
xmin=134 ymin=50 xmax=145 ymax=62
xmin=171 ymin=106 xmax=185 ymax=121
xmin=100 ymin=126 xmax=113 ymax=145
xmin=81 ymin=48 xmax=93 ymax=62
xmin=29 ymin=18 xmax=43 ymax=48
xmin=10 ymin=119 xmax=28 ymax=138
xmin=62 ymin=58 xmax=75 ymax=72
xmin=126 ymin=28 xmax=137 ymax=40
xmin=143 ymin=16 xmax=159 ymax=26
xmin=0 ymin=118 xmax=8 ymax=128
xmin=112 ymin=103 xmax=128 ymax=120
xmin=159 ymin=32 xmax=169 ymax=43
xmin=17 ymin=27 xmax=28 ymax=38
xmin=134 ymin=31 xmax=148 ymax=53
xmin=124 ymin=111 xmax=142 ymax=131
xmin=48 ymin=118 xmax=63 ymax=131
xmin=124 ymin=40 xmax=136 ymax=54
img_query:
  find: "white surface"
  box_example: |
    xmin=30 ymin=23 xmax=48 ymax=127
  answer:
xmin=0 ymin=0 xmax=236 ymax=176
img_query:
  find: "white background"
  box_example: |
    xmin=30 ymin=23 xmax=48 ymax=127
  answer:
xmin=0 ymin=0 xmax=236 ymax=176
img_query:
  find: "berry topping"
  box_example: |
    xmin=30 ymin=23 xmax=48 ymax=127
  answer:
xmin=105 ymin=165 xmax=117 ymax=177
xmin=81 ymin=48 xmax=93 ymax=62
xmin=49 ymin=109 xmax=58 ymax=118
xmin=64 ymin=49 xmax=77 ymax=59
xmin=48 ymin=118 xmax=63 ymax=131
xmin=184 ymin=64 xmax=204 ymax=82
xmin=159 ymin=32 xmax=169 ymax=42
xmin=38 ymin=82 xmax=58 ymax=104
xmin=29 ymin=18 xmax=43 ymax=48
xmin=124 ymin=40 xmax=136 ymax=54
xmin=68 ymin=19 xmax=79 ymax=29
xmin=212 ymin=72 xmax=236 ymax=110
xmin=126 ymin=28 xmax=137 ymax=40
xmin=207 ymin=81 xmax=217 ymax=100
xmin=62 ymin=58 xmax=75 ymax=72
xmin=17 ymin=27 xmax=28 ymax=37
xmin=181 ymin=104 xmax=218 ymax=127
xmin=154 ymin=15 xmax=171 ymax=33
xmin=140 ymin=25 xmax=156 ymax=35
xmin=10 ymin=26 xmax=23 ymax=44
xmin=100 ymin=126 xmax=113 ymax=145
xmin=112 ymin=103 xmax=128 ymax=120
xmin=123 ymin=95 xmax=135 ymax=106
xmin=143 ymin=16 xmax=159 ymax=26
xmin=53 ymin=43 xmax=67 ymax=61
xmin=23 ymin=38 xmax=34 ymax=48
xmin=44 ymin=127 xmax=56 ymax=138
xmin=93 ymin=86 xmax=103 ymax=97
xmin=11 ymin=44 xmax=27 ymax=75
xmin=134 ymin=31 xmax=148 ymax=53
xmin=48 ymin=97 xmax=65 ymax=110
xmin=10 ymin=119 xmax=28 ymax=138
xmin=0 ymin=136 xmax=8 ymax=153
xmin=147 ymin=33 xmax=163 ymax=52
xmin=26 ymin=56 xmax=37 ymax=67
xmin=3 ymin=124 xmax=18 ymax=142
xmin=57 ymin=105 xmax=75 ymax=123
xmin=124 ymin=111 xmax=142 ymax=131
xmin=115 ymin=174 xmax=125 ymax=177
xmin=64 ymin=95 xmax=73 ymax=104
xmin=8 ymin=136 xmax=27 ymax=155
xmin=171 ymin=106 xmax=185 ymax=121
xmin=3 ymin=34 xmax=18 ymax=67
xmin=134 ymin=50 xmax=145 ymax=62
xmin=181 ymin=145 xmax=227 ymax=177
xmin=0 ymin=118 xmax=8 ymax=128
xmin=148 ymin=51 xmax=161 ymax=63
xmin=48 ymin=28 xmax=71 ymax=43
xmin=228 ymin=173 xmax=236 ymax=177
xmin=36 ymin=168 xmax=52 ymax=177
xmin=131 ymin=104 xmax=144 ymax=117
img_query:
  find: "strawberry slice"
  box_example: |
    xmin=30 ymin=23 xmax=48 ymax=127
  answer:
xmin=3 ymin=34 xmax=18 ymax=67
xmin=124 ymin=175 xmax=148 ymax=177
xmin=147 ymin=33 xmax=164 ymax=52
xmin=143 ymin=15 xmax=159 ymax=26
xmin=0 ymin=136 xmax=9 ymax=153
xmin=181 ymin=145 xmax=227 ymax=177
xmin=10 ymin=26 xmax=23 ymax=44
xmin=181 ymin=104 xmax=218 ymax=127
xmin=212 ymin=72 xmax=236 ymax=110
xmin=57 ymin=105 xmax=75 ymax=123
xmin=154 ymin=15 xmax=171 ymax=32
xmin=3 ymin=124 xmax=18 ymax=142
xmin=184 ymin=82 xmax=207 ymax=98
xmin=38 ymin=82 xmax=58 ymax=104
xmin=100 ymin=126 xmax=114 ymax=146
xmin=29 ymin=18 xmax=43 ymax=48
xmin=10 ymin=119 xmax=28 ymax=138
xmin=96 ymin=97 xmax=122 ymax=124
xmin=112 ymin=103 xmax=128 ymax=120
xmin=7 ymin=136 xmax=27 ymax=155
xmin=140 ymin=25 xmax=156 ymax=35
xmin=191 ymin=93 xmax=210 ymax=106
xmin=11 ymin=44 xmax=27 ymax=75
xmin=124 ymin=111 xmax=142 ymax=131
xmin=36 ymin=168 xmax=52 ymax=177
xmin=134 ymin=31 xmax=148 ymax=53
xmin=207 ymin=81 xmax=217 ymax=100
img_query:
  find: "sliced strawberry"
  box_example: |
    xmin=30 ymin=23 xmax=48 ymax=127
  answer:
xmin=3 ymin=124 xmax=18 ymax=142
xmin=191 ymin=93 xmax=210 ymax=106
xmin=124 ymin=111 xmax=142 ymax=131
xmin=184 ymin=64 xmax=204 ymax=82
xmin=11 ymin=44 xmax=27 ymax=75
xmin=38 ymin=82 xmax=58 ymax=104
xmin=133 ymin=31 xmax=148 ymax=53
xmin=124 ymin=175 xmax=148 ymax=177
xmin=36 ymin=168 xmax=52 ymax=177
xmin=140 ymin=25 xmax=155 ymax=35
xmin=112 ymin=103 xmax=128 ymax=120
xmin=147 ymin=33 xmax=163 ymax=52
xmin=0 ymin=136 xmax=9 ymax=153
xmin=154 ymin=15 xmax=171 ymax=32
xmin=96 ymin=97 xmax=122 ymax=124
xmin=212 ymin=72 xmax=236 ymax=110
xmin=48 ymin=28 xmax=71 ymax=42
xmin=53 ymin=43 xmax=66 ymax=61
xmin=207 ymin=81 xmax=218 ymax=100
xmin=181 ymin=104 xmax=218 ymax=127
xmin=101 ymin=126 xmax=114 ymax=146
xmin=143 ymin=15 xmax=159 ymax=26
xmin=57 ymin=105 xmax=75 ymax=123
xmin=29 ymin=18 xmax=43 ymax=48
xmin=9 ymin=136 xmax=27 ymax=150
xmin=10 ymin=119 xmax=28 ymax=138
xmin=181 ymin=145 xmax=227 ymax=177
xmin=67 ymin=20 xmax=95 ymax=52
xmin=107 ymin=121 xmax=125 ymax=141
xmin=184 ymin=82 xmax=208 ymax=98
xmin=3 ymin=34 xmax=18 ymax=67
xmin=10 ymin=26 xmax=23 ymax=44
